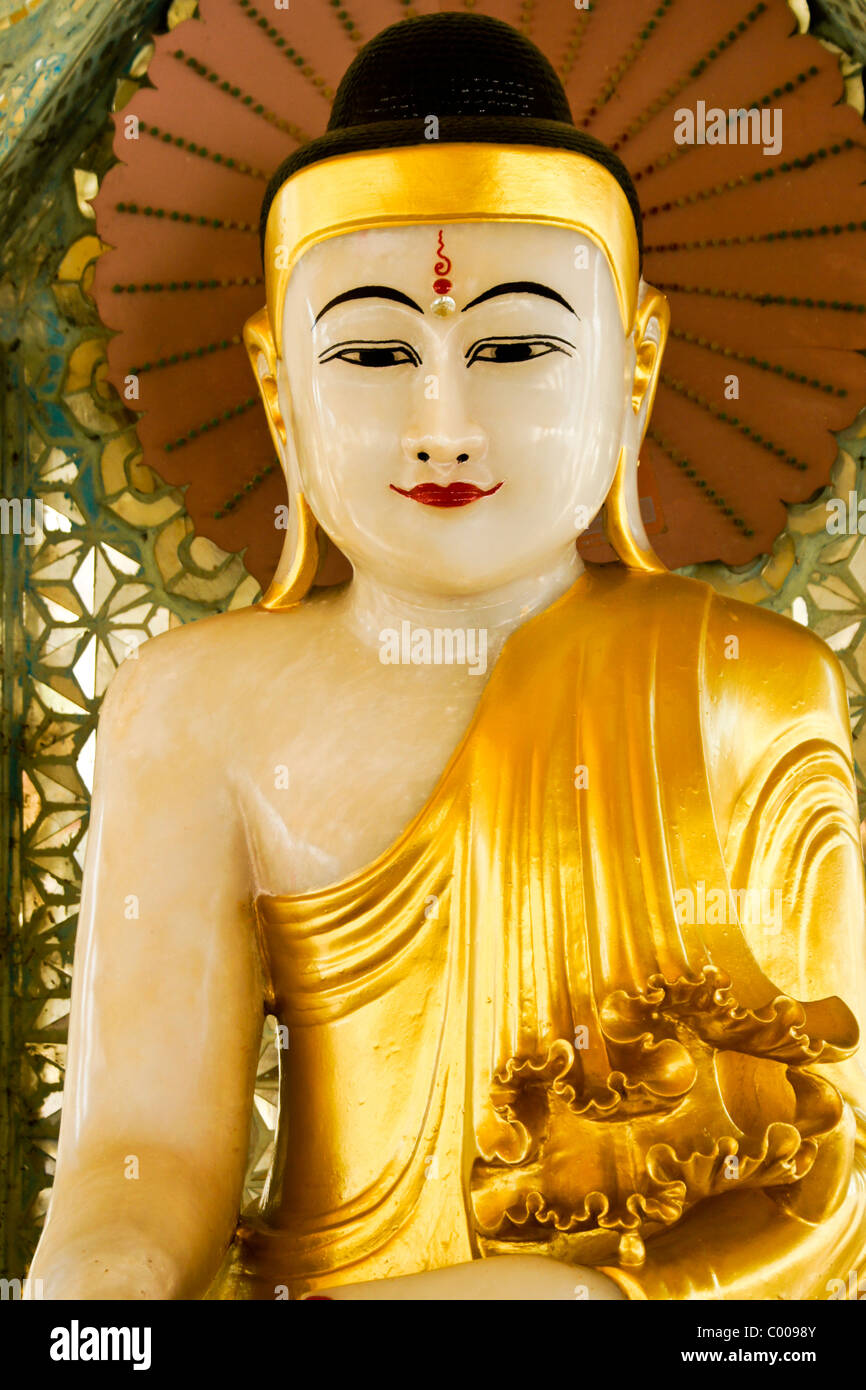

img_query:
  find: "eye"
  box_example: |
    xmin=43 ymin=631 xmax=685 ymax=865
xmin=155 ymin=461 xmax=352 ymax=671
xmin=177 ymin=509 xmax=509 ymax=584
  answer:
xmin=319 ymin=342 xmax=419 ymax=368
xmin=466 ymin=337 xmax=574 ymax=366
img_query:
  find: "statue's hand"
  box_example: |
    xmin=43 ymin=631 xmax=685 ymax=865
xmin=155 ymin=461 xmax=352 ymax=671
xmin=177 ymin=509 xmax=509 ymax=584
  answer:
xmin=310 ymin=1255 xmax=625 ymax=1301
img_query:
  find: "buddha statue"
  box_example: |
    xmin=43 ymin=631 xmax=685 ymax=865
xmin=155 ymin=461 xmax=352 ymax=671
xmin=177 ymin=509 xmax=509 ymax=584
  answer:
xmin=30 ymin=13 xmax=866 ymax=1302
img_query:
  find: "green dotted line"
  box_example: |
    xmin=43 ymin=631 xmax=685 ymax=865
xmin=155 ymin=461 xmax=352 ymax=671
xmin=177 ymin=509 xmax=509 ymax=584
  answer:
xmin=632 ymin=65 xmax=820 ymax=184
xmin=163 ymin=396 xmax=258 ymax=454
xmin=214 ymin=460 xmax=278 ymax=519
xmin=610 ymin=4 xmax=766 ymax=147
xmin=656 ymin=282 xmax=866 ymax=313
xmin=647 ymin=427 xmax=753 ymax=534
xmin=235 ymin=0 xmax=334 ymax=97
xmin=518 ymin=0 xmax=537 ymax=39
xmin=129 ymin=336 xmax=243 ymax=377
xmin=646 ymin=216 xmax=866 ymax=254
xmin=745 ymin=65 xmax=824 ymax=125
xmin=559 ymin=9 xmax=593 ymax=82
xmin=112 ymin=276 xmax=263 ymax=293
xmin=172 ymin=49 xmax=311 ymax=144
xmin=137 ymin=120 xmax=268 ymax=181
xmin=643 ymin=141 xmax=856 ymax=218
xmin=115 ymin=201 xmax=257 ymax=234
xmin=589 ymin=0 xmax=675 ymax=115
xmin=667 ymin=328 xmax=847 ymax=397
xmin=661 ymin=372 xmax=809 ymax=471
xmin=327 ymin=0 xmax=363 ymax=43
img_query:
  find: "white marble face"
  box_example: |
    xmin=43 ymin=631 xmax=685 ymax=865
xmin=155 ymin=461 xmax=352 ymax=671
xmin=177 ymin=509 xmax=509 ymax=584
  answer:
xmin=278 ymin=222 xmax=633 ymax=598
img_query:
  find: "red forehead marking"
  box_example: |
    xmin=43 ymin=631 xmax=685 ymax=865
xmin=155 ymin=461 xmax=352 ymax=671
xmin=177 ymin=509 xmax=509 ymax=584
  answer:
xmin=433 ymin=229 xmax=452 ymax=295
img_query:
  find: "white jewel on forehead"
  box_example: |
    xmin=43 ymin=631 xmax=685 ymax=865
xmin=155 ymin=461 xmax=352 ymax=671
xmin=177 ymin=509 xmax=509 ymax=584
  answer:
xmin=430 ymin=295 xmax=457 ymax=317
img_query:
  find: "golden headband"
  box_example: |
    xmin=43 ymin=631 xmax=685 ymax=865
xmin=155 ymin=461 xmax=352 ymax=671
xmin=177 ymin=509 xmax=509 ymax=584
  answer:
xmin=261 ymin=143 xmax=640 ymax=349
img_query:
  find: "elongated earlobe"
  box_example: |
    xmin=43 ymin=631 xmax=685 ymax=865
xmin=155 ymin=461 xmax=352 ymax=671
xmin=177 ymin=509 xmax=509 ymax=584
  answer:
xmin=243 ymin=306 xmax=320 ymax=610
xmin=244 ymin=307 xmax=287 ymax=450
xmin=604 ymin=285 xmax=670 ymax=574
xmin=604 ymin=447 xmax=666 ymax=574
xmin=260 ymin=491 xmax=320 ymax=611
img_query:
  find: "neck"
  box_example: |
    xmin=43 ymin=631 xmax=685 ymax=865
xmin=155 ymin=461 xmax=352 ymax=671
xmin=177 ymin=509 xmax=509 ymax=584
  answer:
xmin=339 ymin=547 xmax=584 ymax=655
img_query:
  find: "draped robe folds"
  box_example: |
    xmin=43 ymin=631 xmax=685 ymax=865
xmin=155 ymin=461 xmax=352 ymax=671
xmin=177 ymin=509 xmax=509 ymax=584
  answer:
xmin=214 ymin=566 xmax=866 ymax=1300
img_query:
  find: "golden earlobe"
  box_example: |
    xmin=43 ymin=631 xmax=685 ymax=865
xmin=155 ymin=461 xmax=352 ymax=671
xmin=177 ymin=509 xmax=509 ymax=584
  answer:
xmin=604 ymin=448 xmax=666 ymax=574
xmin=244 ymin=306 xmax=287 ymax=449
xmin=243 ymin=305 xmax=320 ymax=611
xmin=260 ymin=490 xmax=320 ymax=611
xmin=604 ymin=285 xmax=669 ymax=573
xmin=630 ymin=284 xmax=670 ymax=431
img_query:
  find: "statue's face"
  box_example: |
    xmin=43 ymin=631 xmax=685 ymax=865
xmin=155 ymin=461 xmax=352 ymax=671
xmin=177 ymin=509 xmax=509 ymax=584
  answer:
xmin=279 ymin=222 xmax=632 ymax=596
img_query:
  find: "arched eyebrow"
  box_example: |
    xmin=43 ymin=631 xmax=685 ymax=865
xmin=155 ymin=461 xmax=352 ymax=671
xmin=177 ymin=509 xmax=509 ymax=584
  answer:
xmin=313 ymin=285 xmax=423 ymax=326
xmin=461 ymin=281 xmax=577 ymax=316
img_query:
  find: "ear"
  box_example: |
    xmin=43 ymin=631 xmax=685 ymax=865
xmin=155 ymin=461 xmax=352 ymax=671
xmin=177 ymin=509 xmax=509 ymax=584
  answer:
xmin=242 ymin=305 xmax=320 ymax=610
xmin=602 ymin=282 xmax=669 ymax=574
xmin=244 ymin=306 xmax=287 ymax=457
xmin=630 ymin=281 xmax=670 ymax=444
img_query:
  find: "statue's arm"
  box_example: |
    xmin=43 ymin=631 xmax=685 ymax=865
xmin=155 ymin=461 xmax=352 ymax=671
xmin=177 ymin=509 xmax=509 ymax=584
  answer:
xmin=28 ymin=644 xmax=264 ymax=1299
xmin=601 ymin=606 xmax=866 ymax=1300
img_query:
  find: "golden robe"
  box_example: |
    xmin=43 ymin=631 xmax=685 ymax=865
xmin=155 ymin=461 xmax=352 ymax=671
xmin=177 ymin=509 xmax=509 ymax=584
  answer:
xmin=216 ymin=566 xmax=866 ymax=1299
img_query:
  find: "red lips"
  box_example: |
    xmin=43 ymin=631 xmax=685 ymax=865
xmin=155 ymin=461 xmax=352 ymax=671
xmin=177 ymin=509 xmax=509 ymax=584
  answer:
xmin=389 ymin=481 xmax=503 ymax=508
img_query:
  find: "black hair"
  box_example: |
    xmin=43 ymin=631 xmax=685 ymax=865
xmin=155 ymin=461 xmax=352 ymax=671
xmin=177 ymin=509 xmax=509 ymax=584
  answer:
xmin=259 ymin=12 xmax=643 ymax=268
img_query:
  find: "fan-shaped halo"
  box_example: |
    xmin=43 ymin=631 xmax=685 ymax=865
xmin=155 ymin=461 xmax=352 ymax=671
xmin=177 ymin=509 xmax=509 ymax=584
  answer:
xmin=93 ymin=0 xmax=866 ymax=585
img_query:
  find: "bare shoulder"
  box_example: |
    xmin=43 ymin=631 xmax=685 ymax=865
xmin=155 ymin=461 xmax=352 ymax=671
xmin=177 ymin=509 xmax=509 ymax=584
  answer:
xmin=98 ymin=590 xmax=345 ymax=755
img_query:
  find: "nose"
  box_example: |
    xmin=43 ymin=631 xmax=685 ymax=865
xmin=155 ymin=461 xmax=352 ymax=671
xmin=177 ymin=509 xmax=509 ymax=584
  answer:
xmin=402 ymin=425 xmax=488 ymax=476
xmin=402 ymin=364 xmax=488 ymax=475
